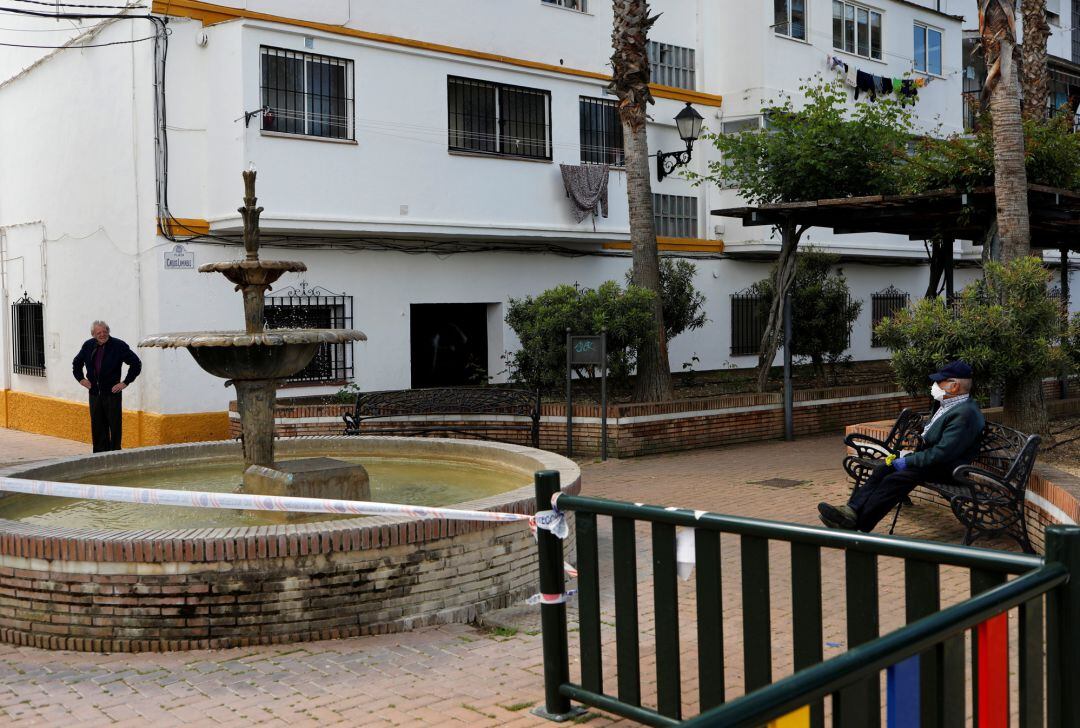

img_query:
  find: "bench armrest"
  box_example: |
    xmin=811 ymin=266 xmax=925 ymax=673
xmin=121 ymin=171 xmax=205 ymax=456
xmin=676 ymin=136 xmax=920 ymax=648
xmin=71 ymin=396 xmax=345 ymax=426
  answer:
xmin=951 ymin=464 xmax=1016 ymax=501
xmin=843 ymin=432 xmax=890 ymax=450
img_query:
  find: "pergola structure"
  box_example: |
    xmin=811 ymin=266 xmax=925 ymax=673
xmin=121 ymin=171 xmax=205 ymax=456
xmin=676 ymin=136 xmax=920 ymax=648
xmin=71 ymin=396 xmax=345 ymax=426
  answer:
xmin=714 ymin=184 xmax=1079 ymax=299
xmin=712 ymin=185 xmax=1077 ymax=439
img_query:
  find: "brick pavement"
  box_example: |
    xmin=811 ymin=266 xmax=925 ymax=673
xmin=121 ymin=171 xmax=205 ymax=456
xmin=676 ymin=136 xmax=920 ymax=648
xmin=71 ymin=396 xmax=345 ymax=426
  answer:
xmin=0 ymin=429 xmax=1009 ymax=726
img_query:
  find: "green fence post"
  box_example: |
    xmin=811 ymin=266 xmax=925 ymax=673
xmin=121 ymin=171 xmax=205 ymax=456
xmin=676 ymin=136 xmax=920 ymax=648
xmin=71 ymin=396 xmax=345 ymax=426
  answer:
xmin=532 ymin=470 xmax=584 ymax=722
xmin=1046 ymin=525 xmax=1080 ymax=728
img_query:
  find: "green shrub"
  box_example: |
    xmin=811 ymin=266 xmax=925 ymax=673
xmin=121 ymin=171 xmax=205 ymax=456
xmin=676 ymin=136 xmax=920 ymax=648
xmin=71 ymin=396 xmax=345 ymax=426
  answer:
xmin=625 ymin=258 xmax=708 ymax=341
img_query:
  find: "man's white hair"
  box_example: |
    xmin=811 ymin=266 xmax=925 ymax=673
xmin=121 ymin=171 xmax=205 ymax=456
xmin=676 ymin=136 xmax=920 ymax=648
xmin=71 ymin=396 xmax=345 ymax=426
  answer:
xmin=91 ymin=320 xmax=110 ymax=334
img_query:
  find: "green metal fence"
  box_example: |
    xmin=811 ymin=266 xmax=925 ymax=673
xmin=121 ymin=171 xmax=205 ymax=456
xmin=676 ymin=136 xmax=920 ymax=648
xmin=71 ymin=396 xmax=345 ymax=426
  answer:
xmin=531 ymin=470 xmax=1080 ymax=727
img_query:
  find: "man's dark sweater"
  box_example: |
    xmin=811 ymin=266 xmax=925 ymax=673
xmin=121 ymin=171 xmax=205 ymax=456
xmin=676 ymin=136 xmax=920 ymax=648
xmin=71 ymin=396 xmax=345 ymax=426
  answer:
xmin=905 ymin=398 xmax=985 ymax=475
xmin=71 ymin=337 xmax=142 ymax=396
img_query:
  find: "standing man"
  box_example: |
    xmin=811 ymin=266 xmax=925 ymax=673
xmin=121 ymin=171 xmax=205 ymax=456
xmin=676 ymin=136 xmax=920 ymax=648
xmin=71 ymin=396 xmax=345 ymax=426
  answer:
xmin=818 ymin=360 xmax=985 ymax=533
xmin=72 ymin=321 xmax=142 ymax=452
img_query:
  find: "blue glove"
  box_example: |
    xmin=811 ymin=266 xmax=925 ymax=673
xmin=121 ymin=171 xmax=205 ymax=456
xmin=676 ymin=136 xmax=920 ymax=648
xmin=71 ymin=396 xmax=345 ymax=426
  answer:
xmin=893 ymin=456 xmax=908 ymax=472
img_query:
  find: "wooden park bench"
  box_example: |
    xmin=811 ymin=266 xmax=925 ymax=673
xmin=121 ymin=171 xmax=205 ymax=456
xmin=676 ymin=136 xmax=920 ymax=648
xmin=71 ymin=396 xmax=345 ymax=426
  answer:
xmin=342 ymin=386 xmax=541 ymax=448
xmin=843 ymin=408 xmax=1042 ymax=553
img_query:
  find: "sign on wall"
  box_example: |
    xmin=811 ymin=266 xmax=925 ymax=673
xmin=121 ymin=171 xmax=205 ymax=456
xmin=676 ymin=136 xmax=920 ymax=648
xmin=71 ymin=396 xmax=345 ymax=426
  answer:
xmin=163 ymin=244 xmax=195 ymax=270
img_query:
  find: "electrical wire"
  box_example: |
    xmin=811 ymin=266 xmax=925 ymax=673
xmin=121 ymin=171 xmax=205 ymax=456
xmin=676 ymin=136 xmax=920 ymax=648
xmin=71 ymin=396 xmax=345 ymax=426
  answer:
xmin=0 ymin=33 xmax=155 ymax=47
xmin=5 ymin=0 xmax=145 ymax=8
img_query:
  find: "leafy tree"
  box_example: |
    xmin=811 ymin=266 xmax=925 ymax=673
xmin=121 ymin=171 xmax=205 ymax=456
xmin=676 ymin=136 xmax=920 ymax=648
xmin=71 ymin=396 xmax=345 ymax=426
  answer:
xmin=693 ymin=77 xmax=911 ymax=391
xmin=626 ymin=258 xmax=708 ymax=341
xmin=875 ymin=257 xmax=1063 ymax=433
xmin=1065 ymin=312 xmax=1080 ymax=373
xmin=504 ymin=281 xmax=656 ymax=392
xmin=751 ymin=250 xmax=862 ymax=386
xmin=610 ymin=0 xmax=672 ymax=403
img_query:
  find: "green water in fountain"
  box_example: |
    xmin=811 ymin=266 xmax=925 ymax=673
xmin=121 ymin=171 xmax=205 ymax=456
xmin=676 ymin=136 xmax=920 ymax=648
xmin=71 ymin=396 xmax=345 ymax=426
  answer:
xmin=0 ymin=456 xmax=530 ymax=529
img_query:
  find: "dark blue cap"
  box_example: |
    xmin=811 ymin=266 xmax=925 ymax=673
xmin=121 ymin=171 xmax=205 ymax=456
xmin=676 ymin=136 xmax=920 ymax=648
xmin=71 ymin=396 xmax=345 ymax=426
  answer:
xmin=929 ymin=360 xmax=973 ymax=381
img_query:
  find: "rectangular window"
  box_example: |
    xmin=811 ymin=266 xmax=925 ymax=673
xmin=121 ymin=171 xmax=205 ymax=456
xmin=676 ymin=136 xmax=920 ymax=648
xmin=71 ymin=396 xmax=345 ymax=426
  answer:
xmin=448 ymin=77 xmax=552 ymax=160
xmin=652 ymin=193 xmax=697 ymax=238
xmin=264 ymin=287 xmax=354 ymax=385
xmin=260 ymin=46 xmax=354 ymax=140
xmin=833 ymin=1 xmax=882 ymax=60
xmin=11 ymin=295 xmax=45 ymax=377
xmin=541 ymin=0 xmax=586 ymax=11
xmin=647 ymin=41 xmax=696 ymax=90
xmin=870 ymin=287 xmax=910 ymax=347
xmin=914 ymin=23 xmax=943 ymax=75
xmin=774 ymin=0 xmax=806 ymax=40
xmin=579 ymin=97 xmax=624 ymax=166
xmin=730 ymin=290 xmax=767 ymax=356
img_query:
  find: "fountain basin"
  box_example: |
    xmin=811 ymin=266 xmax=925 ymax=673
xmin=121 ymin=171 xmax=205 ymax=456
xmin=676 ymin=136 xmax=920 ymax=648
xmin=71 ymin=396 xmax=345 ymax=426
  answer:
xmin=0 ymin=437 xmax=579 ymax=652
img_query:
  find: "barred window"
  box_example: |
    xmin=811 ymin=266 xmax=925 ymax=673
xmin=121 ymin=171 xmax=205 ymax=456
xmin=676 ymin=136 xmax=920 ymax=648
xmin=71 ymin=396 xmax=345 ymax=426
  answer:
xmin=871 ymin=286 xmax=909 ymax=348
xmin=260 ymin=46 xmax=354 ymax=140
xmin=579 ymin=97 xmax=624 ymax=166
xmin=730 ymin=290 xmax=767 ymax=356
xmin=448 ymin=77 xmax=552 ymax=160
xmin=653 ymin=193 xmax=698 ymax=238
xmin=11 ymin=294 xmax=44 ymax=377
xmin=541 ymin=0 xmax=586 ymax=11
xmin=647 ymin=41 xmax=695 ymax=90
xmin=265 ymin=285 xmax=354 ymax=385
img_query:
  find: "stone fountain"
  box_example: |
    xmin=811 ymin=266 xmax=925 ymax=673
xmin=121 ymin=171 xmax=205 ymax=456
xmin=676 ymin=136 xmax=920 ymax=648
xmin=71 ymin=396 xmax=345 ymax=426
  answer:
xmin=140 ymin=171 xmax=369 ymax=501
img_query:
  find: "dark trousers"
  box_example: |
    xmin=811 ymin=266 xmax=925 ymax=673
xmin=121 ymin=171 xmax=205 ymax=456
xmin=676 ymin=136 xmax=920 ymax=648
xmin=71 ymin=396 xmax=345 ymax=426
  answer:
xmin=89 ymin=392 xmax=123 ymax=452
xmin=848 ymin=463 xmax=951 ymax=533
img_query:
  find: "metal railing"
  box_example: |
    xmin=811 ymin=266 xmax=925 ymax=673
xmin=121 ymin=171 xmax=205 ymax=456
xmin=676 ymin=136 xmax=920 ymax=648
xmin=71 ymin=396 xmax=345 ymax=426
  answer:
xmin=531 ymin=470 xmax=1080 ymax=726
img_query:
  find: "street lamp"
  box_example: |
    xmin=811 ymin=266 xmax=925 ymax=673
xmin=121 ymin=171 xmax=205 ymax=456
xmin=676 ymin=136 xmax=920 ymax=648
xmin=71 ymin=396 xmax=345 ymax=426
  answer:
xmin=656 ymin=102 xmax=705 ymax=182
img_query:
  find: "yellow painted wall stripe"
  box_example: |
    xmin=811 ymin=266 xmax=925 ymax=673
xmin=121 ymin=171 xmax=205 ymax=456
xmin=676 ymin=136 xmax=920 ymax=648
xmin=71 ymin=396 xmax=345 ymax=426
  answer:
xmin=767 ymin=705 xmax=811 ymax=728
xmin=0 ymin=390 xmax=229 ymax=447
xmin=151 ymin=0 xmax=722 ymax=107
xmin=603 ymin=237 xmax=724 ymax=253
xmin=157 ymin=217 xmax=210 ymax=237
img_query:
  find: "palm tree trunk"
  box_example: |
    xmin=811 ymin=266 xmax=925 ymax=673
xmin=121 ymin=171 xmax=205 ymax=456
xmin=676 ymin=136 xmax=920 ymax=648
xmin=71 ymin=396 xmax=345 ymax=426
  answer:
xmin=611 ymin=0 xmax=672 ymax=402
xmin=1020 ymin=0 xmax=1051 ymax=122
xmin=756 ymin=222 xmax=802 ymax=391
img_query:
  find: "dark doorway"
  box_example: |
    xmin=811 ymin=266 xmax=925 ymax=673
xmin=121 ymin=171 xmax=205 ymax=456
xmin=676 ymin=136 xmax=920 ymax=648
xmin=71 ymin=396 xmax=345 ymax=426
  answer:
xmin=410 ymin=303 xmax=488 ymax=388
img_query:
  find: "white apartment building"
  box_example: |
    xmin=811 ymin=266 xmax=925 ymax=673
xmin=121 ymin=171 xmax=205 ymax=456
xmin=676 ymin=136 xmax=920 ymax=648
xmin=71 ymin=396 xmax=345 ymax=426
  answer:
xmin=0 ymin=0 xmax=1073 ymax=444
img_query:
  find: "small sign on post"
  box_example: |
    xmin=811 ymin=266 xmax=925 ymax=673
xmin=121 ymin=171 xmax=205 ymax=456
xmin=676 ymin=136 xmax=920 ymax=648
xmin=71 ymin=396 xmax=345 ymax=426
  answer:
xmin=566 ymin=331 xmax=608 ymax=460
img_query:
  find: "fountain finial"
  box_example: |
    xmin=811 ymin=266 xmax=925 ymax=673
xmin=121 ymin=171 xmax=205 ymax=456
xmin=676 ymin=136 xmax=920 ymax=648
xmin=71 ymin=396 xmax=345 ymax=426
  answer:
xmin=239 ymin=169 xmax=263 ymax=262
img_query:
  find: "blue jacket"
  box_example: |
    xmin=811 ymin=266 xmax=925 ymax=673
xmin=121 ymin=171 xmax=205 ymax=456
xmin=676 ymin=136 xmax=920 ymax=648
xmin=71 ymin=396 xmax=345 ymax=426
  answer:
xmin=72 ymin=337 xmax=141 ymax=396
xmin=906 ymin=398 xmax=985 ymax=473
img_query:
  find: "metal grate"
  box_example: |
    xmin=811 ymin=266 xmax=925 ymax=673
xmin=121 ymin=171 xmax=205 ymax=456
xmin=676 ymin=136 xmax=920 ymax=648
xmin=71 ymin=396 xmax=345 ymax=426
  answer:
xmin=541 ymin=0 xmax=586 ymax=11
xmin=265 ymin=283 xmax=354 ymax=385
xmin=448 ymin=76 xmax=551 ymax=160
xmin=579 ymin=96 xmax=624 ymax=166
xmin=260 ymin=46 xmax=354 ymax=140
xmin=647 ymin=41 xmax=696 ymax=90
xmin=730 ymin=289 xmax=767 ymax=356
xmin=652 ymin=193 xmax=698 ymax=238
xmin=11 ymin=294 xmax=45 ymax=377
xmin=871 ymin=286 xmax=910 ymax=348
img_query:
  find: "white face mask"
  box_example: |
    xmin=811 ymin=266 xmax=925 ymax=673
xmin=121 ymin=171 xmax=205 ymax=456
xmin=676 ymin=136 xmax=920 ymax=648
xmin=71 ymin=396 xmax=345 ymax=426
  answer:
xmin=931 ymin=382 xmax=948 ymax=401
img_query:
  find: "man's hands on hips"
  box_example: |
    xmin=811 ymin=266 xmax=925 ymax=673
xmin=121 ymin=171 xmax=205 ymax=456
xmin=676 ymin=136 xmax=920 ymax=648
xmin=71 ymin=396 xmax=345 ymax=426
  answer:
xmin=111 ymin=382 xmax=127 ymax=394
xmin=80 ymin=379 xmax=92 ymax=390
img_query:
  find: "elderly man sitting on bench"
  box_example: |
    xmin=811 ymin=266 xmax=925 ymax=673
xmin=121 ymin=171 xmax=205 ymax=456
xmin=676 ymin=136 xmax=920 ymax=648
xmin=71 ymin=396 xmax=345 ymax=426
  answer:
xmin=818 ymin=360 xmax=985 ymax=533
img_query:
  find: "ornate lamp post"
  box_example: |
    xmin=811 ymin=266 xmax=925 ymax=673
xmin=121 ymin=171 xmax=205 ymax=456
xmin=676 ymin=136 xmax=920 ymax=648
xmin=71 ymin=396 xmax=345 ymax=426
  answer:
xmin=656 ymin=102 xmax=705 ymax=182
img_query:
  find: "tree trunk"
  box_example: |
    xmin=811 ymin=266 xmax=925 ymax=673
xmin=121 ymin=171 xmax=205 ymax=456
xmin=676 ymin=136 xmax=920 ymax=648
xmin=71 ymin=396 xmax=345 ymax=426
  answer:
xmin=1003 ymin=375 xmax=1049 ymax=434
xmin=981 ymin=1 xmax=1031 ymax=262
xmin=1020 ymin=0 xmax=1051 ymax=121
xmin=611 ymin=0 xmax=672 ymax=402
xmin=756 ymin=223 xmax=802 ymax=391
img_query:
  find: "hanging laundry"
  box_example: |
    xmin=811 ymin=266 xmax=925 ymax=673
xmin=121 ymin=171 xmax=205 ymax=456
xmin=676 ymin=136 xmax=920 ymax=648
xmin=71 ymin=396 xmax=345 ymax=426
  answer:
xmin=855 ymin=70 xmax=877 ymax=100
xmin=877 ymin=75 xmax=894 ymax=96
xmin=560 ymin=164 xmax=610 ymax=224
xmin=914 ymin=77 xmax=928 ymax=88
xmin=845 ymin=64 xmax=858 ymax=88
xmin=828 ymin=55 xmax=847 ymax=72
xmin=898 ymin=79 xmax=919 ymax=106
xmin=893 ymin=78 xmax=903 ymax=95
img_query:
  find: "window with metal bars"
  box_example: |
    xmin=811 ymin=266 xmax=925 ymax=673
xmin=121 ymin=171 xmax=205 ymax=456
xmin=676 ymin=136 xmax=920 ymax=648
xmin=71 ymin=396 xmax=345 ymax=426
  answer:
xmin=260 ymin=46 xmax=354 ymax=140
xmin=652 ymin=193 xmax=698 ymax=238
xmin=730 ymin=289 xmax=767 ymax=356
xmin=11 ymin=294 xmax=44 ymax=377
xmin=579 ymin=97 xmax=624 ymax=166
xmin=871 ymin=286 xmax=909 ymax=348
xmin=541 ymin=0 xmax=586 ymax=11
xmin=647 ymin=41 xmax=695 ymax=90
xmin=264 ymin=285 xmax=354 ymax=385
xmin=447 ymin=76 xmax=552 ymax=160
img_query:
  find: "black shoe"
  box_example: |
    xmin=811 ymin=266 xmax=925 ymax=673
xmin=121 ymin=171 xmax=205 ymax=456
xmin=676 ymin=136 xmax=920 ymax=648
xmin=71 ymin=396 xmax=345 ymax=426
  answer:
xmin=818 ymin=502 xmax=857 ymax=530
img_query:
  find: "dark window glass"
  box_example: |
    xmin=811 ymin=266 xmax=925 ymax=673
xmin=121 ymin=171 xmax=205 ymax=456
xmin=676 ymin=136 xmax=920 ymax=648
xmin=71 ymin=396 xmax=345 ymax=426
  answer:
xmin=260 ymin=47 xmax=353 ymax=140
xmin=11 ymin=296 xmax=45 ymax=377
xmin=448 ymin=76 xmax=551 ymax=160
xmin=579 ymin=97 xmax=624 ymax=165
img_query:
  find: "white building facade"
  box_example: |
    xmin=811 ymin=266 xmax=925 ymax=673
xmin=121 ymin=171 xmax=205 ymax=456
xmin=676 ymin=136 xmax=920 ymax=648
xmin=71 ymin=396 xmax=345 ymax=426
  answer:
xmin=0 ymin=0 xmax=1073 ymax=444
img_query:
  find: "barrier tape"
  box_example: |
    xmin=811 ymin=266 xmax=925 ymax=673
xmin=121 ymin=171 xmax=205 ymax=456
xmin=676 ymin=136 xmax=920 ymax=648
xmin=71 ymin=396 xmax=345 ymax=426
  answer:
xmin=0 ymin=476 xmax=568 ymax=537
